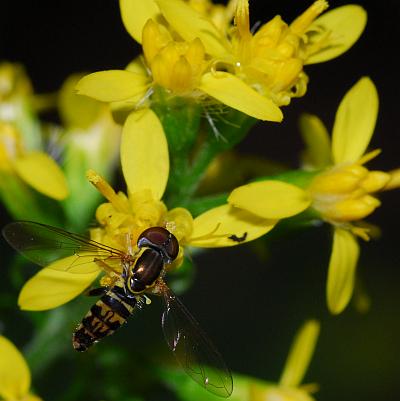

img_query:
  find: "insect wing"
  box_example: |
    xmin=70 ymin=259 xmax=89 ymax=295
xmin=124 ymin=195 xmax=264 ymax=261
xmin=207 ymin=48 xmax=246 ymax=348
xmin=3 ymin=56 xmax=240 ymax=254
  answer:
xmin=2 ymin=221 xmax=125 ymax=272
xmin=161 ymin=288 xmax=233 ymax=398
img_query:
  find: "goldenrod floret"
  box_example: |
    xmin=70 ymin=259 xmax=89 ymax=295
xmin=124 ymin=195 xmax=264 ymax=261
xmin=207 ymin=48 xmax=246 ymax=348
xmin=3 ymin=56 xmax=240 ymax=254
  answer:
xmin=310 ymin=165 xmax=368 ymax=194
xmin=229 ymin=1 xmax=329 ymax=105
xmin=360 ymin=171 xmax=390 ymax=192
xmin=326 ymin=195 xmax=380 ymax=222
xmin=142 ymin=19 xmax=172 ymax=65
xmin=129 ymin=189 xmax=168 ymax=227
xmin=169 ymin=56 xmax=193 ymax=93
xmin=95 ymin=203 xmax=132 ymax=230
xmin=142 ymin=19 xmax=207 ymax=95
xmin=271 ymin=59 xmax=303 ymax=93
xmin=310 ymin=163 xmax=389 ymax=222
xmin=185 ymin=38 xmax=206 ymax=69
xmin=255 ymin=16 xmax=286 ymax=49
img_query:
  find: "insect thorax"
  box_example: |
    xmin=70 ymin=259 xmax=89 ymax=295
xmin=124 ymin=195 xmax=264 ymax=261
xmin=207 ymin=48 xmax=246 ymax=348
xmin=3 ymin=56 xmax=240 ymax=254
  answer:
xmin=125 ymin=247 xmax=164 ymax=295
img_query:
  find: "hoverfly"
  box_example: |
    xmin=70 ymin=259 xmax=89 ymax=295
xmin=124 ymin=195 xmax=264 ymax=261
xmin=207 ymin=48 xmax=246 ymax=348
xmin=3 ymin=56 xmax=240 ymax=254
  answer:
xmin=2 ymin=221 xmax=233 ymax=398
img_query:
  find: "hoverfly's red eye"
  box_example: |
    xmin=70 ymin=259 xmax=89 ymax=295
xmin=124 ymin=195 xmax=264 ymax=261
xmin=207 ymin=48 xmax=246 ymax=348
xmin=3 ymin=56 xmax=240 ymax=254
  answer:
xmin=137 ymin=227 xmax=179 ymax=261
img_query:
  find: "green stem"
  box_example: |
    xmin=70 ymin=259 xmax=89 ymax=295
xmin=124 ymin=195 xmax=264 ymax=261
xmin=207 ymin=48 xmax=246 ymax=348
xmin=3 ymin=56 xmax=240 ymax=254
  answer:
xmin=166 ymin=111 xmax=257 ymax=207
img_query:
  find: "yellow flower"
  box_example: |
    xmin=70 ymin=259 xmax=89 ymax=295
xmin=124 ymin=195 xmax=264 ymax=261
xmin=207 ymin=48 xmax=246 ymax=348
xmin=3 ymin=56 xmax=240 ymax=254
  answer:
xmin=249 ymin=320 xmax=320 ymax=401
xmin=0 ymin=335 xmax=43 ymax=401
xmin=0 ymin=122 xmax=69 ymax=201
xmin=0 ymin=63 xmax=69 ymax=201
xmin=147 ymin=0 xmax=366 ymax=107
xmin=18 ymin=108 xmax=277 ymax=311
xmin=76 ymin=1 xmax=283 ymax=123
xmin=227 ymin=77 xmax=399 ymax=314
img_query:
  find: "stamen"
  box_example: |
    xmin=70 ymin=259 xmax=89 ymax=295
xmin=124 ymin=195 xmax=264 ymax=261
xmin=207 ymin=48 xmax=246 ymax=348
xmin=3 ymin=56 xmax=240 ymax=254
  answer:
xmin=87 ymin=169 xmax=130 ymax=214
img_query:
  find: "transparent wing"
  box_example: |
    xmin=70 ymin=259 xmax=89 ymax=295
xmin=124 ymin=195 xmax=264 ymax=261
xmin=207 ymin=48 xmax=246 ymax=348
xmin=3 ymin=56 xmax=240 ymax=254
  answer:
xmin=161 ymin=286 xmax=233 ymax=398
xmin=2 ymin=221 xmax=125 ymax=272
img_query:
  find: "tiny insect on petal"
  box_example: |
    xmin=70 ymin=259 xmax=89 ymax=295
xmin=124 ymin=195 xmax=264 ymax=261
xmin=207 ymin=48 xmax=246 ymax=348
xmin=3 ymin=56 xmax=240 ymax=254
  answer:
xmin=189 ymin=204 xmax=277 ymax=247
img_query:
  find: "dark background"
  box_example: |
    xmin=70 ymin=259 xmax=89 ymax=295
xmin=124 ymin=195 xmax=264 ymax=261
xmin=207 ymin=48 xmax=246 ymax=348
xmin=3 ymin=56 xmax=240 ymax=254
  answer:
xmin=1 ymin=1 xmax=400 ymax=401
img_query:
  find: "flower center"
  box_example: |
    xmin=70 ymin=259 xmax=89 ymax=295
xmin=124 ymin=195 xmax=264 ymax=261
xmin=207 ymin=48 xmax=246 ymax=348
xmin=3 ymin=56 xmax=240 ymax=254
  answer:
xmin=142 ymin=19 xmax=207 ymax=95
xmin=230 ymin=0 xmax=328 ymax=106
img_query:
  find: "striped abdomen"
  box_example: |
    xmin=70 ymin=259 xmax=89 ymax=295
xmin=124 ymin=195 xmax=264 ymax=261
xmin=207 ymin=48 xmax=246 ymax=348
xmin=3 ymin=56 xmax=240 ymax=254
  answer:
xmin=73 ymin=285 xmax=138 ymax=352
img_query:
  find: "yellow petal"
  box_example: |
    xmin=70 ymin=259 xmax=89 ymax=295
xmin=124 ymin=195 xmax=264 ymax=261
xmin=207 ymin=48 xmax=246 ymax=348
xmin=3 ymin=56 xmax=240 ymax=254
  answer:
xmin=18 ymin=256 xmax=100 ymax=311
xmin=189 ymin=204 xmax=277 ymax=248
xmin=14 ymin=152 xmax=69 ymax=200
xmin=327 ymin=228 xmax=360 ymax=314
xmin=76 ymin=70 xmax=149 ymax=102
xmin=228 ymin=181 xmax=311 ymax=219
xmin=58 ymin=73 xmax=103 ymax=129
xmin=0 ymin=336 xmax=30 ymax=400
xmin=199 ymin=72 xmax=283 ymax=122
xmin=279 ymin=320 xmax=320 ymax=387
xmin=110 ymin=59 xmax=152 ymax=122
xmin=121 ymin=109 xmax=169 ymax=200
xmin=332 ymin=77 xmax=378 ymax=164
xmin=306 ymin=5 xmax=367 ymax=64
xmin=156 ymin=0 xmax=230 ymax=58
xmin=299 ymin=113 xmax=332 ymax=169
xmin=119 ymin=0 xmax=160 ymax=43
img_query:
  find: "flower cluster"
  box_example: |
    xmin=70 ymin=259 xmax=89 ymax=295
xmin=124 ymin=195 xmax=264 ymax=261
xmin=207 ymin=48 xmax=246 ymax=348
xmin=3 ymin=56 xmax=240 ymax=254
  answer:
xmin=1 ymin=1 xmax=398 ymax=400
